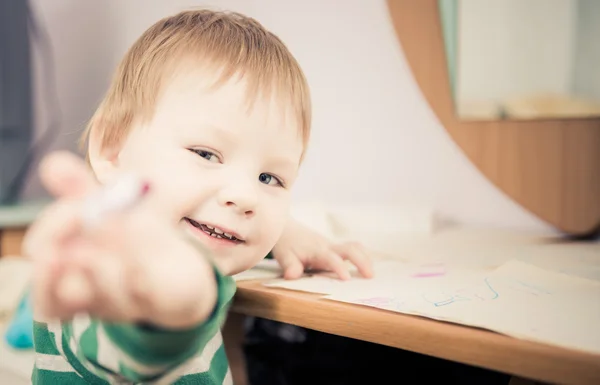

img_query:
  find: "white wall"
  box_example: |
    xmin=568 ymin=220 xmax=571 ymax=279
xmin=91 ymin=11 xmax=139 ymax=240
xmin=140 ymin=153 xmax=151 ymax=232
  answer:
xmin=572 ymin=0 xmax=600 ymax=100
xmin=457 ymin=0 xmax=577 ymax=103
xmin=23 ymin=0 xmax=117 ymax=198
xmin=23 ymin=0 xmax=553 ymax=232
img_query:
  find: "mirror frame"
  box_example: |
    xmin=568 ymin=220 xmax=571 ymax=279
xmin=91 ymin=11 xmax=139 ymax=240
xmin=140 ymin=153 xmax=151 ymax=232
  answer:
xmin=438 ymin=0 xmax=600 ymax=122
xmin=386 ymin=0 xmax=600 ymax=237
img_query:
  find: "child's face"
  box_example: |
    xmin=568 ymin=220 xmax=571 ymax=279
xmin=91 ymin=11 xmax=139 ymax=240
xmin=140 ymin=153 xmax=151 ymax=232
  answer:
xmin=100 ymin=71 xmax=303 ymax=275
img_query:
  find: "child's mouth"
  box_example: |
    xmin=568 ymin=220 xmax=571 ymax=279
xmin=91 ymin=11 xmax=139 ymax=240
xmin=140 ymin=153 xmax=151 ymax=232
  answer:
xmin=184 ymin=217 xmax=245 ymax=244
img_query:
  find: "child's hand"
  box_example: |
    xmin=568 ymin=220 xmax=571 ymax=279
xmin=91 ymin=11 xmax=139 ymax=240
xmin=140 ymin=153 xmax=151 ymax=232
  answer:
xmin=23 ymin=151 xmax=216 ymax=329
xmin=271 ymin=219 xmax=374 ymax=280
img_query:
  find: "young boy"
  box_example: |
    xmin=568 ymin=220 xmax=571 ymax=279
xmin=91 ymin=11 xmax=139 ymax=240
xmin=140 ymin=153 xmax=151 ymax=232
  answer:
xmin=23 ymin=9 xmax=372 ymax=385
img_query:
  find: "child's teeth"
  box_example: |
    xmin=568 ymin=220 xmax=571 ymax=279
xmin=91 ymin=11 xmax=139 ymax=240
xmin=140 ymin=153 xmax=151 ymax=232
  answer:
xmin=206 ymin=225 xmax=214 ymax=230
xmin=224 ymin=232 xmax=232 ymax=238
xmin=214 ymin=228 xmax=223 ymax=234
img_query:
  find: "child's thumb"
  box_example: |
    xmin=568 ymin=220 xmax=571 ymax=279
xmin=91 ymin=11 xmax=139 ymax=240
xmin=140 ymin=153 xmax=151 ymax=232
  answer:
xmin=39 ymin=151 xmax=98 ymax=198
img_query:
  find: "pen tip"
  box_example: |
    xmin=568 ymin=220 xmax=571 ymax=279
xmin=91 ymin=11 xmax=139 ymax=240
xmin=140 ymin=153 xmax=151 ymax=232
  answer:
xmin=141 ymin=181 xmax=151 ymax=195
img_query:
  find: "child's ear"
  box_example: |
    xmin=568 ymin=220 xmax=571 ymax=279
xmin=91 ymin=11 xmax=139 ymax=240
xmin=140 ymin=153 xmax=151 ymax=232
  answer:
xmin=87 ymin=125 xmax=120 ymax=184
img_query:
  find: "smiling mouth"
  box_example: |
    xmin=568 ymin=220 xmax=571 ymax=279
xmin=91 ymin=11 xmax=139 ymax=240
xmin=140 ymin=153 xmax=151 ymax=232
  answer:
xmin=184 ymin=217 xmax=245 ymax=243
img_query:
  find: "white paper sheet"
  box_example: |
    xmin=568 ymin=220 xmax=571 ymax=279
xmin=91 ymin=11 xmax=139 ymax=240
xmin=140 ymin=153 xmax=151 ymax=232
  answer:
xmin=233 ymin=259 xmax=283 ymax=281
xmin=263 ymin=254 xmax=600 ymax=355
xmin=262 ymin=260 xmax=480 ymax=295
xmin=0 ymin=257 xmax=31 ymax=321
xmin=324 ymin=260 xmax=600 ymax=355
xmin=519 ymin=243 xmax=600 ymax=282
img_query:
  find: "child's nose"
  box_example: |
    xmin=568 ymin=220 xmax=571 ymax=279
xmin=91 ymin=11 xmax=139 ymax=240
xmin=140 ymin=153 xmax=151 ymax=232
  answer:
xmin=218 ymin=182 xmax=258 ymax=217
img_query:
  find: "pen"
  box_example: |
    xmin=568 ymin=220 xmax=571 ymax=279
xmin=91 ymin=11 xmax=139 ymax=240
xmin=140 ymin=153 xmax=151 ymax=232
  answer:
xmin=55 ymin=175 xmax=150 ymax=308
xmin=81 ymin=174 xmax=150 ymax=228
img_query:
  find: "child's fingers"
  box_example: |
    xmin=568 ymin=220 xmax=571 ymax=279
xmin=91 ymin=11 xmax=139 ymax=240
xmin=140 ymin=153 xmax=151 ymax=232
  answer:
xmin=275 ymin=251 xmax=305 ymax=280
xmin=39 ymin=151 xmax=98 ymax=199
xmin=311 ymin=250 xmax=351 ymax=281
xmin=32 ymin=254 xmax=64 ymax=319
xmin=33 ymin=238 xmax=98 ymax=320
xmin=86 ymin=208 xmax=165 ymax=258
xmin=22 ymin=200 xmax=83 ymax=259
xmin=54 ymin=256 xmax=95 ymax=315
xmin=73 ymin=251 xmax=132 ymax=321
xmin=334 ymin=242 xmax=374 ymax=278
xmin=25 ymin=200 xmax=88 ymax=320
xmin=24 ymin=151 xmax=97 ymax=258
xmin=38 ymin=241 xmax=129 ymax=321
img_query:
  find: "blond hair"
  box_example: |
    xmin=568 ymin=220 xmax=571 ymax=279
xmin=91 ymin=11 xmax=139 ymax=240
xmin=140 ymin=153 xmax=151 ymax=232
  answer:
xmin=80 ymin=9 xmax=311 ymax=158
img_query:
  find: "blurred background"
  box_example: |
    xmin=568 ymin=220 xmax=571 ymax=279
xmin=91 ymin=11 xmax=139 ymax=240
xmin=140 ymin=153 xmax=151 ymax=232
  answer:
xmin=7 ymin=0 xmax=557 ymax=232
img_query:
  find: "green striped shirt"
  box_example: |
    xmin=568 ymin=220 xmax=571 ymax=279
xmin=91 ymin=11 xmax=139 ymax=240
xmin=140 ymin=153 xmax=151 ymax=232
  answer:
xmin=32 ymin=266 xmax=237 ymax=384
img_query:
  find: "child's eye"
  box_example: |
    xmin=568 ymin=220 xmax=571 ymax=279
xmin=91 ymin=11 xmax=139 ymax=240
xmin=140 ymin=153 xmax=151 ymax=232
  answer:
xmin=258 ymin=173 xmax=283 ymax=187
xmin=190 ymin=149 xmax=220 ymax=163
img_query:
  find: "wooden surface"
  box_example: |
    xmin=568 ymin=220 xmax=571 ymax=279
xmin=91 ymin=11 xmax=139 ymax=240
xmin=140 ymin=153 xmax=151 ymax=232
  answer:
xmin=4 ymin=226 xmax=599 ymax=384
xmin=385 ymin=0 xmax=600 ymax=236
xmin=232 ymin=280 xmax=600 ymax=385
xmin=0 ymin=201 xmax=46 ymax=258
xmin=0 ymin=228 xmax=26 ymax=257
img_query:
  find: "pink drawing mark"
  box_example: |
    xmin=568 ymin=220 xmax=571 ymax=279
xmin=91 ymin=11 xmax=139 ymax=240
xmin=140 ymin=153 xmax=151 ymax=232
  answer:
xmin=411 ymin=263 xmax=447 ymax=278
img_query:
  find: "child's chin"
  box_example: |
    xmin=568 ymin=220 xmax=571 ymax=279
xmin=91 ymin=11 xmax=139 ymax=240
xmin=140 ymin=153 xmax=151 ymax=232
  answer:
xmin=221 ymin=256 xmax=264 ymax=277
xmin=216 ymin=260 xmax=244 ymax=277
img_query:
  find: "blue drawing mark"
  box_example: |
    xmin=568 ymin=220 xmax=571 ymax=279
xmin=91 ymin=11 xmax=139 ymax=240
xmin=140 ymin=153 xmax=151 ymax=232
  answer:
xmin=423 ymin=277 xmax=499 ymax=307
xmin=429 ymin=295 xmax=469 ymax=307
xmin=422 ymin=276 xmax=551 ymax=308
xmin=479 ymin=278 xmax=499 ymax=299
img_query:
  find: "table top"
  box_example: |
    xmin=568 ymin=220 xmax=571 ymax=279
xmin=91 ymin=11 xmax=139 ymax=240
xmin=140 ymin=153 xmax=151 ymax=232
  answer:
xmin=232 ymin=279 xmax=600 ymax=385
xmin=0 ymin=317 xmax=35 ymax=384
xmin=2 ymin=219 xmax=598 ymax=384
xmin=0 ymin=201 xmax=48 ymax=228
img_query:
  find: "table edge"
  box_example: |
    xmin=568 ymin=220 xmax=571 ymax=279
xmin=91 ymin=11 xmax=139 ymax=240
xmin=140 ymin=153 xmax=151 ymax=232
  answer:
xmin=232 ymin=280 xmax=600 ymax=385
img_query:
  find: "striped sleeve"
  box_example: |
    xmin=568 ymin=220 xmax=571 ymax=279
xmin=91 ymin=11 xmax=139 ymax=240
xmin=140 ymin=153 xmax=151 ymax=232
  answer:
xmin=56 ymin=265 xmax=236 ymax=383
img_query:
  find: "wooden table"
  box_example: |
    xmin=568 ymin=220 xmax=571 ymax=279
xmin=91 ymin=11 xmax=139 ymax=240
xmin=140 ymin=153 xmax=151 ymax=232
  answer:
xmin=231 ymin=279 xmax=600 ymax=385
xmin=0 ymin=201 xmax=48 ymax=257
xmin=3 ymin=214 xmax=599 ymax=385
xmin=0 ymin=228 xmax=27 ymax=257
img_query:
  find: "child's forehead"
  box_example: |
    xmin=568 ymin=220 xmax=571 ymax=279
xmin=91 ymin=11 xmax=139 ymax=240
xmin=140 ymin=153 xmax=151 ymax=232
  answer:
xmin=156 ymin=69 xmax=304 ymax=139
xmin=161 ymin=69 xmax=248 ymax=106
